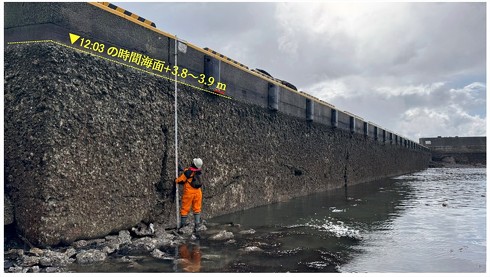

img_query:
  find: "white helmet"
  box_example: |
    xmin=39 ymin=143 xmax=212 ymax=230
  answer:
xmin=193 ymin=158 xmax=203 ymax=169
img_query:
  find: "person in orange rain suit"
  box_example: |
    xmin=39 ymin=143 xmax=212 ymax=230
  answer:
xmin=178 ymin=243 xmax=201 ymax=272
xmin=175 ymin=158 xmax=204 ymax=234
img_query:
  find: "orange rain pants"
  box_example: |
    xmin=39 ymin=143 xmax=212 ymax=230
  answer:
xmin=175 ymin=168 xmax=202 ymax=216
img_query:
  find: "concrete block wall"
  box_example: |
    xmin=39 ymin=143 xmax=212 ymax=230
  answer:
xmin=4 ymin=2 xmax=431 ymax=246
xmin=4 ymin=2 xmax=429 ymax=151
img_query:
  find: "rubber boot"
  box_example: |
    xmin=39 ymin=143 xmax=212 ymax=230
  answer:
xmin=178 ymin=216 xmax=187 ymax=234
xmin=194 ymin=213 xmax=201 ymax=239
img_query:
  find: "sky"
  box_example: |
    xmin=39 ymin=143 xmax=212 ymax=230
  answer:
xmin=115 ymin=1 xmax=486 ymax=141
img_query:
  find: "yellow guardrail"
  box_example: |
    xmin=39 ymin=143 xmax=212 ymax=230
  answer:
xmin=100 ymin=2 xmax=156 ymax=27
xmin=203 ymin=47 xmax=249 ymax=70
xmin=88 ymin=2 xmax=337 ymax=109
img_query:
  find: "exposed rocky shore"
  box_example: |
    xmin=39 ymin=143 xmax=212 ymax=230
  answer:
xmin=4 ymin=221 xmax=261 ymax=273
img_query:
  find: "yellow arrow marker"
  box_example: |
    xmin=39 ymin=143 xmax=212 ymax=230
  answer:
xmin=69 ymin=33 xmax=80 ymax=44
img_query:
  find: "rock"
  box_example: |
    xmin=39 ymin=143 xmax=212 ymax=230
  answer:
xmin=8 ymin=266 xmax=26 ymax=273
xmin=224 ymin=222 xmax=241 ymax=228
xmin=241 ymin=246 xmax=264 ymax=252
xmin=5 ymin=248 xmax=24 ymax=259
xmin=178 ymin=224 xmax=195 ymax=235
xmin=73 ymin=239 xmax=88 ymax=248
xmin=76 ymin=249 xmax=107 ymax=264
xmin=239 ymin=229 xmax=256 ymax=235
xmin=132 ymin=222 xmax=155 ymax=236
xmin=209 ymin=230 xmax=234 ymax=241
xmin=118 ymin=230 xmax=132 ymax=245
xmin=100 ymin=235 xmax=123 ymax=253
xmin=64 ymin=247 xmax=77 ymax=258
xmin=29 ymin=247 xmax=44 ymax=256
xmin=224 ymin=239 xmax=236 ymax=244
xmin=29 ymin=265 xmax=41 ymax=273
xmin=132 ymin=237 xmax=158 ymax=252
xmin=153 ymin=223 xmax=170 ymax=238
xmin=118 ymin=236 xmax=163 ymax=256
xmin=20 ymin=255 xmax=40 ymax=267
xmin=154 ymin=236 xmax=170 ymax=247
xmin=105 ymin=235 xmax=119 ymax=241
xmin=155 ymin=229 xmax=176 ymax=242
xmin=101 ymin=246 xmax=115 ymax=254
xmin=45 ymin=266 xmax=63 ymax=273
xmin=151 ymin=249 xmax=173 ymax=260
xmin=196 ymin=224 xmax=207 ymax=232
xmin=101 ymin=242 xmax=120 ymax=254
xmin=39 ymin=249 xmax=74 ymax=267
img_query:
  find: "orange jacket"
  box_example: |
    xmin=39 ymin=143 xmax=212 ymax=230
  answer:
xmin=175 ymin=167 xmax=202 ymax=193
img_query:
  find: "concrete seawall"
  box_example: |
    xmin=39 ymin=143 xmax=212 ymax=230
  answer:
xmin=4 ymin=2 xmax=430 ymax=246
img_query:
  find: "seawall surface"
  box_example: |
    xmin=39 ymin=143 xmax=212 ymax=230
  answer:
xmin=4 ymin=2 xmax=430 ymax=246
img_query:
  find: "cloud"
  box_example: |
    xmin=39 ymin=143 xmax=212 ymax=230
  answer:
xmin=448 ymin=82 xmax=486 ymax=117
xmin=272 ymin=2 xmax=485 ymax=87
xmin=375 ymin=82 xmax=446 ymax=98
xmin=289 ymin=2 xmax=486 ymax=140
xmin=397 ymin=105 xmax=486 ymax=140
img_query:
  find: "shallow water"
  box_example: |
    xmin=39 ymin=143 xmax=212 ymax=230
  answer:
xmin=340 ymin=167 xmax=487 ymax=273
xmin=70 ymin=167 xmax=486 ymax=272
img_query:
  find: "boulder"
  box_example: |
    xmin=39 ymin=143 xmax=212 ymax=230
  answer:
xmin=72 ymin=240 xmax=88 ymax=248
xmin=132 ymin=222 xmax=155 ymax=236
xmin=28 ymin=247 xmax=44 ymax=256
xmin=20 ymin=255 xmax=40 ymax=267
xmin=39 ymin=249 xmax=74 ymax=267
xmin=8 ymin=266 xmax=27 ymax=273
xmin=29 ymin=265 xmax=41 ymax=273
xmin=118 ymin=230 xmax=132 ymax=245
xmin=76 ymin=249 xmax=107 ymax=264
xmin=241 ymin=246 xmax=264 ymax=252
xmin=239 ymin=229 xmax=256 ymax=235
xmin=209 ymin=230 xmax=234 ymax=241
xmin=133 ymin=237 xmax=157 ymax=251
xmin=151 ymin=249 xmax=174 ymax=260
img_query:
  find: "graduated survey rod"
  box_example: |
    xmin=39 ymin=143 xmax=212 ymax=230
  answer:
xmin=174 ymin=37 xmax=180 ymax=229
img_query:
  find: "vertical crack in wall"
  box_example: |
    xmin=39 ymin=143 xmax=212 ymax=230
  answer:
xmin=153 ymin=124 xmax=171 ymax=220
xmin=344 ymin=149 xmax=350 ymax=187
